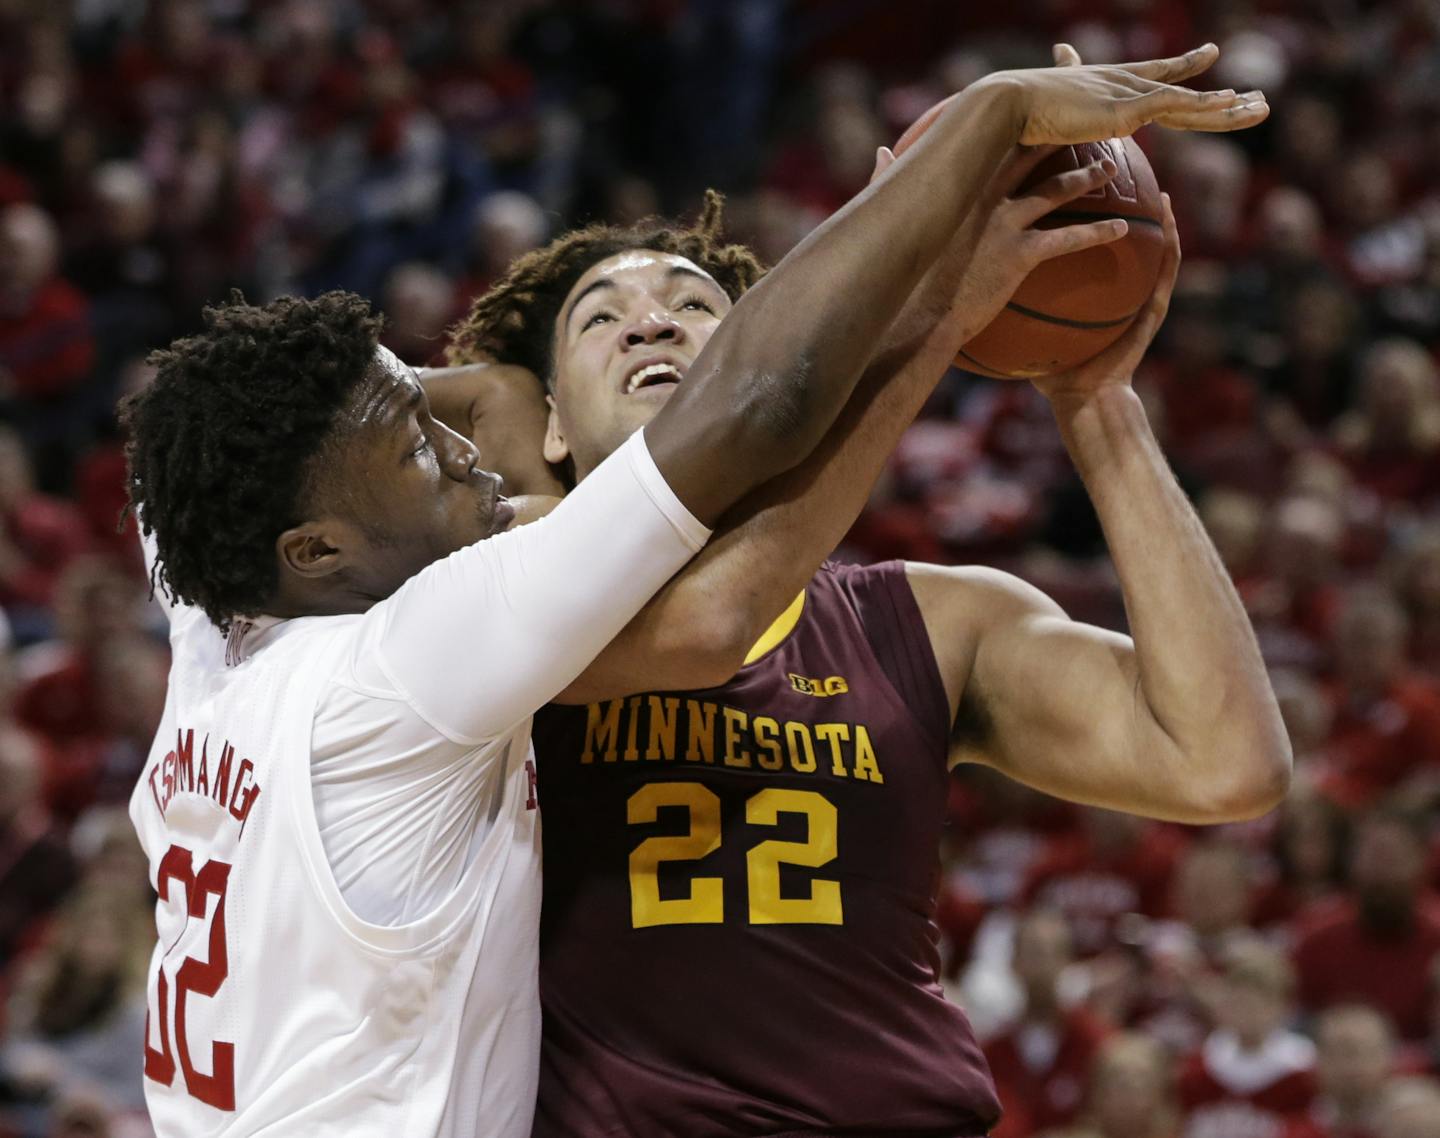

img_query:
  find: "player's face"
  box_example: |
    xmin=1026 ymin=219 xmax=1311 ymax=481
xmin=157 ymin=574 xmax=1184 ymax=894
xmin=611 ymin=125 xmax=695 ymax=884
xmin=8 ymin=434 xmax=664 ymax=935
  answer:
xmin=547 ymin=249 xmax=731 ymax=481
xmin=332 ymin=348 xmax=513 ymax=592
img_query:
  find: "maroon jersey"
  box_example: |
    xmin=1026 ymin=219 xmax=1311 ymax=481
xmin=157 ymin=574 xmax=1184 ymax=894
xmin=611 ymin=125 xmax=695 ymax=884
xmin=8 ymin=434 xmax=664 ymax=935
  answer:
xmin=531 ymin=561 xmax=1000 ymax=1137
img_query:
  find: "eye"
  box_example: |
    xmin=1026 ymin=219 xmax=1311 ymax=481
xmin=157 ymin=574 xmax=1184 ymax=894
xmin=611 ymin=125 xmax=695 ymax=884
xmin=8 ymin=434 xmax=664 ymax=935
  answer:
xmin=678 ymin=295 xmax=716 ymax=315
xmin=408 ymin=435 xmax=430 ymax=460
xmin=582 ymin=310 xmax=615 ymax=331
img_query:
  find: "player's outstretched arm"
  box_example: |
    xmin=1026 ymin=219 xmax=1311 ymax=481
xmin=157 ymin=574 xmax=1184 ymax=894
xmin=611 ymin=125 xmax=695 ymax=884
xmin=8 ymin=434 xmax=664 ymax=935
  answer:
xmin=640 ymin=45 xmax=1267 ymax=526
xmin=911 ymin=196 xmax=1290 ymax=825
xmin=555 ymin=149 xmax=1134 ymax=701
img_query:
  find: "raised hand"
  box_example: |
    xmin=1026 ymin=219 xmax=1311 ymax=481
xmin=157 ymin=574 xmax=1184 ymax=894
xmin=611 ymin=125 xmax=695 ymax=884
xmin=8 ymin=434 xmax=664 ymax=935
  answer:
xmin=985 ymin=43 xmax=1268 ymax=146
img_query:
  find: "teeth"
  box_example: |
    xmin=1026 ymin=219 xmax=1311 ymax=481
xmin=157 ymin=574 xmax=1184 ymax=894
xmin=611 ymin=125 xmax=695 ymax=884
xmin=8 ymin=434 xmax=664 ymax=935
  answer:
xmin=626 ymin=363 xmax=681 ymax=393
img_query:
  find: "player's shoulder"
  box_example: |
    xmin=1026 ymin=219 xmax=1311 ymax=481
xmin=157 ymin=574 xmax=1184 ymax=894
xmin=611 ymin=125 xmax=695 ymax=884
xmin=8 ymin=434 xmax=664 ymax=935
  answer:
xmin=901 ymin=562 xmax=1066 ymax=634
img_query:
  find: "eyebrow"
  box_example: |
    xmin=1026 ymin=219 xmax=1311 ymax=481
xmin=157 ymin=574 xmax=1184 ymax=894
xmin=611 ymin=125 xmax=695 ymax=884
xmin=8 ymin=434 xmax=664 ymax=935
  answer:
xmin=563 ymin=264 xmax=724 ymax=333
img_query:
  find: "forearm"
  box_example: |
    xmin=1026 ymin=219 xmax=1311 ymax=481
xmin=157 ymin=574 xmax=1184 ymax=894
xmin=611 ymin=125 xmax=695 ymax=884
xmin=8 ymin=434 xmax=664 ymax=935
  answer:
xmin=1054 ymin=386 xmax=1289 ymax=807
xmin=645 ymin=80 xmax=1024 ymax=521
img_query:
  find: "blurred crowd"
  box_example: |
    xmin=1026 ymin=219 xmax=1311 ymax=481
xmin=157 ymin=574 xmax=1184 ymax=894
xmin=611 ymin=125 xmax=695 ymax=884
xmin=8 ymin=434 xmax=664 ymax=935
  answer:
xmin=2 ymin=1 xmax=1440 ymax=1137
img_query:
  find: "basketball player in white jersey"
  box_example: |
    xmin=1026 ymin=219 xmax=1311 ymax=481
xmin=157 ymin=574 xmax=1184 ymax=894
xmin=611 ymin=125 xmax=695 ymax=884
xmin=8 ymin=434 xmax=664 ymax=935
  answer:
xmin=124 ymin=56 xmax=1266 ymax=1138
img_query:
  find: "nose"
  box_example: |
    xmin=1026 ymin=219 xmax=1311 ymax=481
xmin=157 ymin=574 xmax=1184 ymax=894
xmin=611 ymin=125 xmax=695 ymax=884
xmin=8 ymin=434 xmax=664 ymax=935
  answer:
xmin=436 ymin=424 xmax=481 ymax=482
xmin=622 ymin=312 xmax=685 ymax=349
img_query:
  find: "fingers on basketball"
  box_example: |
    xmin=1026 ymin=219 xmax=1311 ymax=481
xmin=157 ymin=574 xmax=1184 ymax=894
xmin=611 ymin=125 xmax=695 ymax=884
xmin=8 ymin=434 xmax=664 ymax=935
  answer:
xmin=1012 ymin=159 xmax=1118 ymax=226
xmin=1023 ymin=218 xmax=1129 ymax=269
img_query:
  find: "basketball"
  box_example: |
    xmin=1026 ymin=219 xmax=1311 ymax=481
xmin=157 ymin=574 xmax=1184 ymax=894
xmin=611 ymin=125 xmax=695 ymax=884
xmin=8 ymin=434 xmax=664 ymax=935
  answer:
xmin=893 ymin=98 xmax=1166 ymax=379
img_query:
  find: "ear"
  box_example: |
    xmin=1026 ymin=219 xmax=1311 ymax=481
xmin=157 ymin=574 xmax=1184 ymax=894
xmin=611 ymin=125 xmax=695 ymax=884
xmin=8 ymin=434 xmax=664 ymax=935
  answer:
xmin=276 ymin=523 xmax=348 ymax=581
xmin=542 ymin=393 xmax=571 ymax=464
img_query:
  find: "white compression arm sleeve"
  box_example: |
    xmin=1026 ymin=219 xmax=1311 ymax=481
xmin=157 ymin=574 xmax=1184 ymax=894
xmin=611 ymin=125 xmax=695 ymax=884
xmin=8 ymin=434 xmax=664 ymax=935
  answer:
xmin=368 ymin=429 xmax=710 ymax=743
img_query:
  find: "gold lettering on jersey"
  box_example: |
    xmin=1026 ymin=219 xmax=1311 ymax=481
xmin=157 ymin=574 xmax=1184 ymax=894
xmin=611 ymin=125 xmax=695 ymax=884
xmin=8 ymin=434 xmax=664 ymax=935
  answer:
xmin=852 ymin=724 xmax=883 ymax=783
xmin=646 ymin=696 xmax=679 ymax=760
xmin=788 ymin=673 xmax=849 ymax=697
xmin=815 ymin=723 xmax=850 ymax=778
xmin=784 ymin=721 xmax=817 ymax=773
xmin=623 ymin=696 xmax=642 ymax=761
xmin=146 ymin=728 xmax=264 ymax=832
xmin=685 ymin=700 xmax=716 ymax=763
xmin=752 ymin=716 xmax=784 ymax=770
xmin=722 ymin=708 xmax=751 ymax=768
xmin=582 ymin=700 xmax=621 ymax=763
xmin=578 ymin=698 xmax=886 ymax=786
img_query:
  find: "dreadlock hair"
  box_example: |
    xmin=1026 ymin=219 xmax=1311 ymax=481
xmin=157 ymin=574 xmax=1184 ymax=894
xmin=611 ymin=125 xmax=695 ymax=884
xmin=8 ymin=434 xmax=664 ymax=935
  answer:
xmin=447 ymin=190 xmax=766 ymax=388
xmin=121 ymin=291 xmax=384 ymax=630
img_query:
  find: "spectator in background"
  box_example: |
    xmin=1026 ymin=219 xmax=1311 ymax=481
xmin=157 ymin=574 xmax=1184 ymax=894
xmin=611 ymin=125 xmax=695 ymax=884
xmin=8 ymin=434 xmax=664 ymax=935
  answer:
xmin=1139 ymin=273 xmax=1260 ymax=482
xmin=1321 ymin=587 xmax=1440 ymax=808
xmin=986 ymin=909 xmax=1111 ymax=1138
xmin=1199 ymin=488 xmax=1265 ymax=596
xmin=1047 ymin=1033 xmax=1179 ymax=1138
xmin=1333 ymin=340 xmax=1440 ymax=508
xmin=1253 ymin=790 xmax=1350 ymax=937
xmin=0 ymin=203 xmax=94 ymax=410
xmin=454 ymin=190 xmax=548 ymax=307
xmin=14 ymin=558 xmax=140 ymax=740
xmin=1293 ymin=806 xmax=1440 ymax=1042
xmin=0 ymin=203 xmax=96 ymax=493
xmin=64 ymin=161 xmax=176 ymax=380
xmin=1022 ymin=808 xmax=1186 ymax=961
xmin=1287 ymin=1005 xmax=1397 ymax=1138
xmin=1177 ymin=938 xmax=1316 ymax=1138
xmin=0 ymin=724 xmax=76 ymax=969
xmin=0 ymin=428 xmax=89 ymax=635
xmin=380 ymin=260 xmax=455 ymax=366
xmin=1262 ymin=277 xmax=1360 ymax=452
xmin=1248 ymin=495 xmax=1345 ymax=672
xmin=1389 ymin=526 xmax=1440 ymax=678
xmin=0 ymin=882 xmax=152 ymax=1115
xmin=1373 ymin=1077 xmax=1440 ymax=1138
xmin=1229 ymin=186 xmax=1334 ymax=355
xmin=1269 ymin=670 xmax=1337 ymax=776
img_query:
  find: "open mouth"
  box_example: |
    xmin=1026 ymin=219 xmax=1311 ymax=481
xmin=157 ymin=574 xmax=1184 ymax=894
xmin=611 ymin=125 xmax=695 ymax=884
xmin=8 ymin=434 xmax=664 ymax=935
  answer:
xmin=624 ymin=361 xmax=684 ymax=395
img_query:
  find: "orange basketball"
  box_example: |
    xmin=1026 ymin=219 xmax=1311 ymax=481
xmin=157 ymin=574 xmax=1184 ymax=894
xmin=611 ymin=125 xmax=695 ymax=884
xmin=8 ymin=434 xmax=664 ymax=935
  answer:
xmin=893 ymin=97 xmax=1166 ymax=379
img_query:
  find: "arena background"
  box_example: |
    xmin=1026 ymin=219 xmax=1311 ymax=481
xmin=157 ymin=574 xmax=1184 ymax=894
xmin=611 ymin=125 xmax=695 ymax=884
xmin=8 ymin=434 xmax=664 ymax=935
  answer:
xmin=3 ymin=1 xmax=1440 ymax=1136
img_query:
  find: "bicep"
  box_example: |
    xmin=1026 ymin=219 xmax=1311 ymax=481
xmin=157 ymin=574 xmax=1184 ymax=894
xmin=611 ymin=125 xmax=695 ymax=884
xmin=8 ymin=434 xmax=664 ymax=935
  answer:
xmin=915 ymin=565 xmax=1190 ymax=818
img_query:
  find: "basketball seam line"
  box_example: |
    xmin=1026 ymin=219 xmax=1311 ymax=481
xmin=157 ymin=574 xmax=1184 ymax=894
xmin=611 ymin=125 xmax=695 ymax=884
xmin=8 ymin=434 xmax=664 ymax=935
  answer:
xmin=1003 ymin=300 xmax=1139 ymax=331
xmin=1044 ymin=210 xmax=1164 ymax=229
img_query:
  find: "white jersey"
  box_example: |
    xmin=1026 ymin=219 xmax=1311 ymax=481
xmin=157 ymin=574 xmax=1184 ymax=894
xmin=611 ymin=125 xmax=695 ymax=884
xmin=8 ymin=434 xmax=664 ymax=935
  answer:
xmin=129 ymin=431 xmax=708 ymax=1138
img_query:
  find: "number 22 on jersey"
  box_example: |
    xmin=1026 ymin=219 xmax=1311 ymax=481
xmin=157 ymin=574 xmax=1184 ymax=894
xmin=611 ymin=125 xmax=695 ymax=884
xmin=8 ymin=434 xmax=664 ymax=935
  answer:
xmin=626 ymin=782 xmax=842 ymax=928
xmin=144 ymin=843 xmax=236 ymax=1111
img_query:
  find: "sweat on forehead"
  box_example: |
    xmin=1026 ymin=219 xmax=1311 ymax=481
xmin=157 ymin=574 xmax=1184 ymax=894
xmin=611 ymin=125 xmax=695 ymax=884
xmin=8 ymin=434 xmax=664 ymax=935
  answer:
xmin=343 ymin=346 xmax=420 ymax=427
xmin=561 ymin=251 xmax=721 ymax=323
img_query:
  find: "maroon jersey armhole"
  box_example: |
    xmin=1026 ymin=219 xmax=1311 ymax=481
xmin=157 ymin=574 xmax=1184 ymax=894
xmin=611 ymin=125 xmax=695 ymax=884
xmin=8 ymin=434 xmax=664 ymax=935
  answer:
xmin=829 ymin=559 xmax=953 ymax=759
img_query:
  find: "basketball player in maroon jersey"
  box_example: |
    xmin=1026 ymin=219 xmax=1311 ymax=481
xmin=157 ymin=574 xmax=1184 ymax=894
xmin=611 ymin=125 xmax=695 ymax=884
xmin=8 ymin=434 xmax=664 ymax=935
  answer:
xmin=438 ymin=50 xmax=1284 ymax=1138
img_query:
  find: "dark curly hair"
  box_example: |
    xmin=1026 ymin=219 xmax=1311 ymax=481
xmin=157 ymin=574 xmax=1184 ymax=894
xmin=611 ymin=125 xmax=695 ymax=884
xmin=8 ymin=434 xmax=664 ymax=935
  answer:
xmin=447 ymin=190 xmax=766 ymax=387
xmin=121 ymin=291 xmax=384 ymax=629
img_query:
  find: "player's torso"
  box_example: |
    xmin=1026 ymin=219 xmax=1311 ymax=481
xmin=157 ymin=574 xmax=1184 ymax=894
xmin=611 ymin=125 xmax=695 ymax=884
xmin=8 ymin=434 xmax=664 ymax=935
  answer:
xmin=131 ymin=616 xmax=541 ymax=1138
xmin=532 ymin=561 xmax=999 ymax=1138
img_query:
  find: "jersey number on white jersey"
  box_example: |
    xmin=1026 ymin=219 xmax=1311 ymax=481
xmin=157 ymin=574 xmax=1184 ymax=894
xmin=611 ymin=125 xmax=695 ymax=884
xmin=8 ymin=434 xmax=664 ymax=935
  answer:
xmin=144 ymin=843 xmax=236 ymax=1111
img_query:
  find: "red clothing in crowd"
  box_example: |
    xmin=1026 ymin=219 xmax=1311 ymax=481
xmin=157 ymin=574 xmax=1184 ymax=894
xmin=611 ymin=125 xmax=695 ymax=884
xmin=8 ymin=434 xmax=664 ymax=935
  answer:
xmin=1021 ymin=824 xmax=1187 ymax=957
xmin=0 ymin=494 xmax=90 ymax=608
xmin=1178 ymin=1030 xmax=1316 ymax=1138
xmin=985 ymin=1006 xmax=1111 ymax=1138
xmin=0 ymin=278 xmax=95 ymax=400
xmin=15 ymin=648 xmax=101 ymax=743
xmin=1284 ymin=1105 xmax=1377 ymax=1138
xmin=1292 ymin=897 xmax=1440 ymax=1041
xmin=1320 ymin=677 xmax=1440 ymax=808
